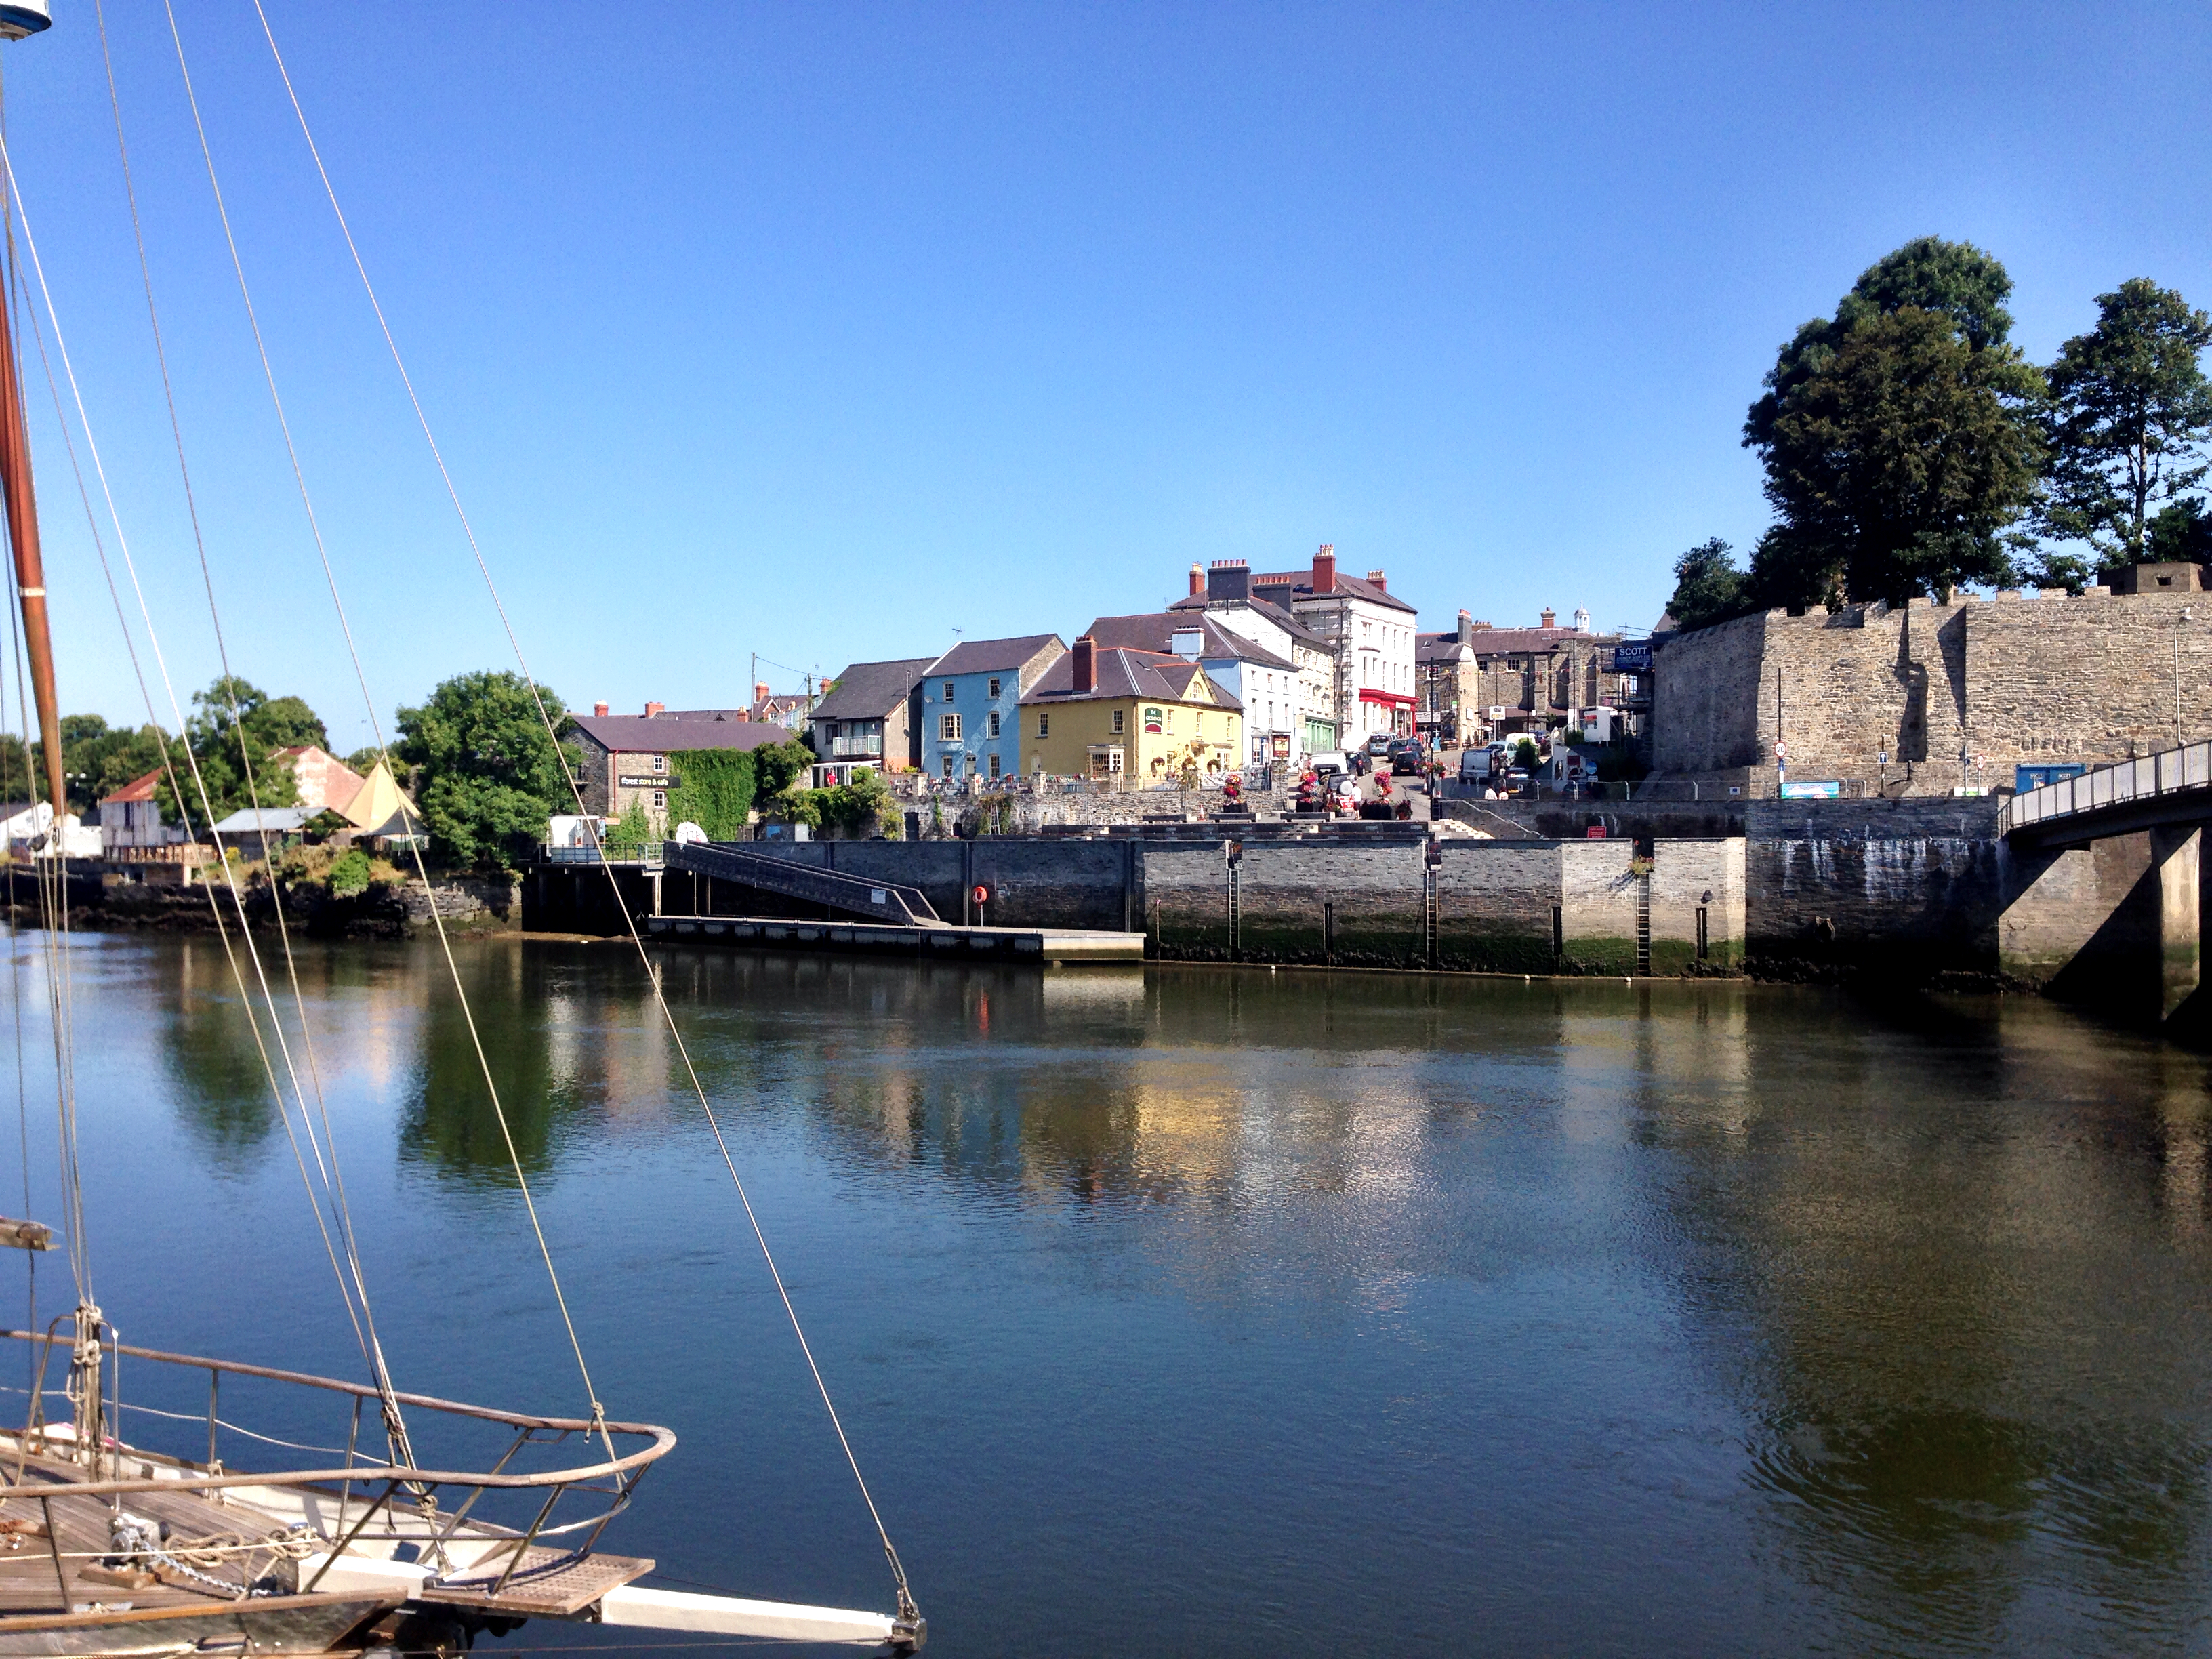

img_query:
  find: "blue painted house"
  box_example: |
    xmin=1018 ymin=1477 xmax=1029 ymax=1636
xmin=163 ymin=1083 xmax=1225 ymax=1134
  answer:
xmin=920 ymin=634 xmax=1067 ymax=781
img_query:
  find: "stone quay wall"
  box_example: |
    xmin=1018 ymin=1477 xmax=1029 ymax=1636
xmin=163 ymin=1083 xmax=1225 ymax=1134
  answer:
xmin=1653 ymin=588 xmax=2212 ymax=794
xmin=1742 ymin=798 xmax=2005 ymax=975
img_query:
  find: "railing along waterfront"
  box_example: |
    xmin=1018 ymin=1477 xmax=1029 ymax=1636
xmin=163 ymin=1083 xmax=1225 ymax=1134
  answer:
xmin=1999 ymin=740 xmax=2212 ymax=837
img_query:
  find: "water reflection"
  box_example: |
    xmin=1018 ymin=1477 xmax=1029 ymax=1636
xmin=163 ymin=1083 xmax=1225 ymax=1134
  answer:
xmin=102 ymin=935 xmax=2212 ymax=1652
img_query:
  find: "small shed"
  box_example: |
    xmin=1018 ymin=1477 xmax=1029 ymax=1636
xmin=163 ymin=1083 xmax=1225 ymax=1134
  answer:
xmin=206 ymin=806 xmax=313 ymax=857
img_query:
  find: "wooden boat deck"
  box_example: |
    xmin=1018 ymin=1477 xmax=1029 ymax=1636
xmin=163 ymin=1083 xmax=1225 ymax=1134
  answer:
xmin=0 ymin=1450 xmax=269 ymax=1612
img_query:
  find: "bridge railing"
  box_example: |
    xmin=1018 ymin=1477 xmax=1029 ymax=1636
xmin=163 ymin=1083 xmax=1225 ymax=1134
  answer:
xmin=2000 ymin=740 xmax=2212 ymax=836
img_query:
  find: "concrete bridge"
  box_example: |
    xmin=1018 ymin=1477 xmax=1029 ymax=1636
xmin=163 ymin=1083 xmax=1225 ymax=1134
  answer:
xmin=1999 ymin=742 xmax=2212 ymax=1033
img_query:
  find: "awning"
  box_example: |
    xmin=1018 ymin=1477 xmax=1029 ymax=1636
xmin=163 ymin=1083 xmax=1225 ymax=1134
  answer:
xmin=1358 ymin=689 xmax=1415 ymax=708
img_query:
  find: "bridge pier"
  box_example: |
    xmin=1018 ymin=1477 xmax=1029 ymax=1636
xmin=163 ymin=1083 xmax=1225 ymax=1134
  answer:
xmin=2154 ymin=826 xmax=2201 ymax=1025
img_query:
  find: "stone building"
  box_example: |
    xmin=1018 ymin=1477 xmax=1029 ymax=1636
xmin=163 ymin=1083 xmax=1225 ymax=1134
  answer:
xmin=571 ymin=703 xmax=797 ymax=829
xmin=1417 ymin=609 xmax=1628 ymax=741
xmin=1650 ymin=573 xmax=2212 ymax=796
xmin=806 ymin=656 xmax=935 ymax=785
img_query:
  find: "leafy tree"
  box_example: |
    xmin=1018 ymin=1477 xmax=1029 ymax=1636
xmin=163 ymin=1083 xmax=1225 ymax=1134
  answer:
xmin=1664 ymin=537 xmax=1752 ymax=632
xmin=1744 ymin=238 xmax=2046 ymax=605
xmin=752 ymin=737 xmax=815 ymax=799
xmin=2038 ymin=279 xmax=2212 ymax=565
xmin=2148 ymin=498 xmax=2212 ymax=565
xmin=344 ymin=745 xmax=386 ymax=775
xmin=31 ymin=714 xmax=176 ymax=813
xmin=394 ymin=670 xmax=577 ymax=871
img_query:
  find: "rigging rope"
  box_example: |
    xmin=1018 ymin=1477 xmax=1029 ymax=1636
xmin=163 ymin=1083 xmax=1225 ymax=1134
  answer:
xmin=79 ymin=0 xmax=413 ymax=1462
xmin=160 ymin=0 xmax=613 ymax=1462
xmin=246 ymin=5 xmax=916 ymax=1618
xmin=0 ymin=137 xmax=377 ymax=1383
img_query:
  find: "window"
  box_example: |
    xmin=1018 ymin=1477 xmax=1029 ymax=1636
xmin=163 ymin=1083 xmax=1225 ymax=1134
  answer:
xmin=651 ymin=754 xmax=667 ymax=773
xmin=989 ymin=754 xmax=1002 ymax=779
xmin=1112 ymin=710 xmax=1125 ymax=734
xmin=1166 ymin=710 xmax=1176 ymax=733
xmin=941 ymin=713 xmax=962 ymax=741
xmin=653 ymin=790 xmax=666 ymax=810
xmin=988 ymin=677 xmax=1002 ymax=699
xmin=943 ymin=681 xmax=956 ymax=700
xmin=941 ymin=755 xmax=955 ymax=778
xmin=1037 ymin=713 xmax=1050 ymax=737
xmin=987 ymin=712 xmax=1002 ymax=738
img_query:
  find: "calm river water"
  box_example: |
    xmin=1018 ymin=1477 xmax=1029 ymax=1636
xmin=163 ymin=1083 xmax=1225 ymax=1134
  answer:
xmin=10 ymin=928 xmax=2212 ymax=1656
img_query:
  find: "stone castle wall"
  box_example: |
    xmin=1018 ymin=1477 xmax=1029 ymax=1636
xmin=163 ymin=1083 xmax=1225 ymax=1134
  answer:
xmin=1654 ymin=588 xmax=2212 ymax=792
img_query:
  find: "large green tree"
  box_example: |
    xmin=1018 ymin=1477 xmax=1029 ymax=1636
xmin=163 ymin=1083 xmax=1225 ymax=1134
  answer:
xmin=1664 ymin=537 xmax=1753 ymax=632
xmin=1743 ymin=237 xmax=2046 ymax=606
xmin=394 ymin=670 xmax=577 ymax=871
xmin=2038 ymin=278 xmax=2212 ymax=567
xmin=161 ymin=677 xmax=329 ymax=821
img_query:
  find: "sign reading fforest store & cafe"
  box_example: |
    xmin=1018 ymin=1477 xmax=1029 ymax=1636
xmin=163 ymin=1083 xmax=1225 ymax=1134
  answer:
xmin=618 ymin=773 xmax=682 ymax=790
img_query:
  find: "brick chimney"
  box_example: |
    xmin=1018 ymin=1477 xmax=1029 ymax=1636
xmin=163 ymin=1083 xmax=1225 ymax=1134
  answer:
xmin=753 ymin=681 xmax=770 ymax=704
xmin=1189 ymin=562 xmax=1204 ymax=598
xmin=1366 ymin=569 xmax=1387 ymax=592
xmin=644 ymin=700 xmax=665 ymax=717
xmin=1071 ymin=634 xmax=1096 ymax=694
xmin=593 ymin=701 xmax=609 ymax=718
xmin=1540 ymin=608 xmax=1556 ymax=629
xmin=1457 ymin=609 xmax=1473 ymax=646
xmin=1207 ymin=558 xmax=1252 ymax=602
xmin=1312 ymin=544 xmax=1336 ymax=594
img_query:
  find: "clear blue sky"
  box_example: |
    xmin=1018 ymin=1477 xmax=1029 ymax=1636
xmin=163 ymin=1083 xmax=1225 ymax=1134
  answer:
xmin=6 ymin=1 xmax=2209 ymax=751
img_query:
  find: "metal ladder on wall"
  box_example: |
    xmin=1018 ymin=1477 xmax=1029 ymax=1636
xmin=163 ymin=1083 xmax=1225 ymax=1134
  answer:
xmin=1634 ymin=871 xmax=1652 ymax=976
xmin=1423 ymin=857 xmax=1440 ymax=968
xmin=1225 ymin=841 xmax=1242 ymax=960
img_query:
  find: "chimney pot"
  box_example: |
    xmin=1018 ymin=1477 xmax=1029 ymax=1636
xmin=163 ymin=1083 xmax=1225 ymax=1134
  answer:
xmin=593 ymin=701 xmax=609 ymax=718
xmin=1072 ymin=634 xmax=1097 ymax=694
xmin=1366 ymin=569 xmax=1387 ymax=592
xmin=753 ymin=682 xmax=770 ymax=703
xmin=1540 ymin=608 xmax=1557 ymax=629
xmin=1312 ymin=544 xmax=1336 ymax=594
xmin=1189 ymin=562 xmax=1205 ymax=598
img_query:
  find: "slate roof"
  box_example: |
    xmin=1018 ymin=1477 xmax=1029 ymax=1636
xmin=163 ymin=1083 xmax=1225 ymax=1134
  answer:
xmin=1080 ymin=614 xmax=1296 ymax=671
xmin=809 ymin=657 xmax=940 ymax=724
xmin=1167 ymin=592 xmax=1336 ymax=650
xmin=929 ymin=634 xmax=1064 ymax=676
xmin=1025 ymin=647 xmax=1244 ymax=712
xmin=571 ymin=714 xmax=796 ymax=754
xmin=1247 ymin=568 xmax=1416 ymax=615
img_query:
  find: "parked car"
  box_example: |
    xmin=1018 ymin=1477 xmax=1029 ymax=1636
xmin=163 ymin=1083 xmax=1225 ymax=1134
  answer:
xmin=1387 ymin=740 xmax=1425 ymax=776
xmin=1458 ymin=748 xmax=1490 ymax=782
xmin=1364 ymin=733 xmax=1395 ymax=759
xmin=1503 ymin=766 xmax=1531 ymax=795
xmin=1309 ymin=750 xmax=1350 ymax=778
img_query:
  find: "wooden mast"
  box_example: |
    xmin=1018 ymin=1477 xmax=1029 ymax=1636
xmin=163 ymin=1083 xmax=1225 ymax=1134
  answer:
xmin=0 ymin=201 xmax=63 ymax=817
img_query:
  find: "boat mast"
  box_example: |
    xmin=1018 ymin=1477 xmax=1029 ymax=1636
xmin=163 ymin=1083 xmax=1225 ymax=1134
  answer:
xmin=0 ymin=1 xmax=60 ymax=819
xmin=0 ymin=2 xmax=94 ymax=1477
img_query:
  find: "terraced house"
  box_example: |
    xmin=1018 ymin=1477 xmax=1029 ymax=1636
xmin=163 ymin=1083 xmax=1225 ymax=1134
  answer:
xmin=1021 ymin=635 xmax=1244 ymax=780
xmin=920 ymin=634 xmax=1066 ymax=781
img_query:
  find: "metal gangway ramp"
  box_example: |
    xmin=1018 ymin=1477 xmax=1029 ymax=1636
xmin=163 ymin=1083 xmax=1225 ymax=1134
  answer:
xmin=662 ymin=840 xmax=947 ymax=927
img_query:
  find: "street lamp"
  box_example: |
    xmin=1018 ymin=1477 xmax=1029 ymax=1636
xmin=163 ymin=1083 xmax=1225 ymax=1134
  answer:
xmin=2175 ymin=607 xmax=2194 ymax=739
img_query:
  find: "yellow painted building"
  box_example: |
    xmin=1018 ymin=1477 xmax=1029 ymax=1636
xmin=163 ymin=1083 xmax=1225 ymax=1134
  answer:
xmin=1021 ymin=638 xmax=1244 ymax=779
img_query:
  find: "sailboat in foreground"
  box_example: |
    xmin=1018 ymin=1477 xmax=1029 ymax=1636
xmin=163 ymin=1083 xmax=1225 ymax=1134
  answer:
xmin=0 ymin=2 xmax=920 ymax=1650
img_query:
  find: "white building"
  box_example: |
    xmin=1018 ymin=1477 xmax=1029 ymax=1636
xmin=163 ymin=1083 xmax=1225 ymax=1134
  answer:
xmin=1242 ymin=546 xmax=1418 ymax=743
xmin=1168 ymin=565 xmax=1343 ymax=759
